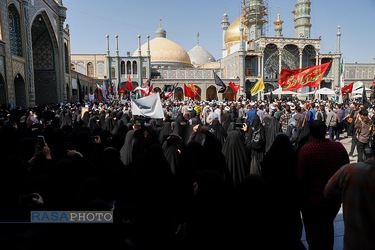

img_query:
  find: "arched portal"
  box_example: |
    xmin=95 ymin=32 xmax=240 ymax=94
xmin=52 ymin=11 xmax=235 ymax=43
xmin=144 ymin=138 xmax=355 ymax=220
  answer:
xmin=245 ymin=79 xmax=253 ymax=100
xmin=66 ymin=84 xmax=71 ymax=103
xmin=223 ymin=86 xmax=235 ymax=101
xmin=263 ymin=43 xmax=299 ymax=85
xmin=206 ymin=85 xmax=217 ymax=101
xmin=14 ymin=74 xmax=26 ymax=108
xmin=0 ymin=74 xmax=7 ymax=106
xmin=175 ymin=87 xmax=183 ymax=100
xmin=32 ymin=13 xmax=58 ymax=105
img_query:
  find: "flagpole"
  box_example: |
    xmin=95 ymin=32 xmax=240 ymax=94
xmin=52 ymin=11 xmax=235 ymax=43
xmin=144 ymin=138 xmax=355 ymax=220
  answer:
xmin=267 ymin=91 xmax=271 ymax=103
xmin=338 ymin=57 xmax=344 ymax=103
xmin=311 ymin=88 xmax=317 ymax=102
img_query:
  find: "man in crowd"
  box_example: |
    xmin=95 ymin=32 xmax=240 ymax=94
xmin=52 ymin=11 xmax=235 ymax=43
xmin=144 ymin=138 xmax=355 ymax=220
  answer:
xmin=297 ymin=120 xmax=349 ymax=250
xmin=324 ymin=138 xmax=375 ymax=250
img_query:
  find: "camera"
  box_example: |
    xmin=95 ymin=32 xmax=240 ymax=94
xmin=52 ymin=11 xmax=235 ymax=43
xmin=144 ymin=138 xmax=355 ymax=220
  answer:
xmin=235 ymin=123 xmax=244 ymax=128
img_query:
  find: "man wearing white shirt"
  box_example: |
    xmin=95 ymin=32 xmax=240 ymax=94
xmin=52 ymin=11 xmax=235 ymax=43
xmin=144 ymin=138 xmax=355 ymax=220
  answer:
xmin=213 ymin=104 xmax=222 ymax=123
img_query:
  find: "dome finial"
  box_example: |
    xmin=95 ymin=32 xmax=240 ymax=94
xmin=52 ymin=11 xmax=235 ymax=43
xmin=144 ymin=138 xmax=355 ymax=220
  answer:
xmin=155 ymin=19 xmax=166 ymax=38
xmin=274 ymin=7 xmax=283 ymax=37
xmin=197 ymin=32 xmax=200 ymax=45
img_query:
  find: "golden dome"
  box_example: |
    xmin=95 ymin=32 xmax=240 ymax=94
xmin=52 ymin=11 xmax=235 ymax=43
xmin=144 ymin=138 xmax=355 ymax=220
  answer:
xmin=135 ymin=37 xmax=191 ymax=65
xmin=224 ymin=15 xmax=248 ymax=44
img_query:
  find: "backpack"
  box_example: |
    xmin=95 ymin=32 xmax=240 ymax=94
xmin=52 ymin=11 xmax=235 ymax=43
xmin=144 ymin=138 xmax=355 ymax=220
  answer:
xmin=251 ymin=127 xmax=265 ymax=150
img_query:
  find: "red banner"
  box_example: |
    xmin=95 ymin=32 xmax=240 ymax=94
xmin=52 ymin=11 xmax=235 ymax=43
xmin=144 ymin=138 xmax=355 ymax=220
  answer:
xmin=341 ymin=82 xmax=354 ymax=95
xmin=184 ymin=83 xmax=198 ymax=98
xmin=118 ymin=87 xmax=126 ymax=94
xmin=125 ymin=76 xmax=134 ymax=92
xmin=278 ymin=62 xmax=331 ymax=91
xmin=229 ymin=81 xmax=240 ymax=93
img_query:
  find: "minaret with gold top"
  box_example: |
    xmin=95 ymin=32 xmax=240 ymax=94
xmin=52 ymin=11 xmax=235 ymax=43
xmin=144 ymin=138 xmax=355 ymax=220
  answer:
xmin=274 ymin=11 xmax=283 ymax=37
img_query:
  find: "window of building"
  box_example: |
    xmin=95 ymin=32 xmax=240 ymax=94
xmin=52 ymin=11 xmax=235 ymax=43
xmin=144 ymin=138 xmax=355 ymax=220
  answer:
xmin=126 ymin=61 xmax=131 ymax=74
xmin=87 ymin=62 xmax=94 ymax=77
xmin=8 ymin=5 xmax=23 ymax=57
xmin=121 ymin=61 xmax=125 ymax=74
xmin=132 ymin=61 xmax=137 ymax=74
xmin=64 ymin=44 xmax=69 ymax=73
xmin=111 ymin=67 xmax=116 ymax=78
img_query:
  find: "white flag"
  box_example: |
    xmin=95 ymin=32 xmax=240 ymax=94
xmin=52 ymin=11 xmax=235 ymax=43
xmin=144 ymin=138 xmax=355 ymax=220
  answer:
xmin=88 ymin=93 xmax=95 ymax=102
xmin=131 ymin=93 xmax=164 ymax=119
xmin=102 ymin=80 xmax=108 ymax=101
xmin=133 ymin=86 xmax=148 ymax=92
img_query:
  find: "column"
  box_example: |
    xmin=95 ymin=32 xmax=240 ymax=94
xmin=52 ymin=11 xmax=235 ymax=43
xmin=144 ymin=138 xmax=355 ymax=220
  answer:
xmin=239 ymin=27 xmax=245 ymax=98
xmin=260 ymin=50 xmax=264 ymax=78
xmin=57 ymin=5 xmax=67 ymax=103
xmin=115 ymin=35 xmax=120 ymax=97
xmin=137 ymin=35 xmax=142 ymax=84
xmin=22 ymin=0 xmax=35 ymax=106
xmin=278 ymin=48 xmax=282 ymax=73
xmin=315 ymin=50 xmax=320 ymax=65
xmin=299 ymin=48 xmax=303 ymax=68
xmin=257 ymin=55 xmax=262 ymax=76
xmin=106 ymin=35 xmax=111 ymax=85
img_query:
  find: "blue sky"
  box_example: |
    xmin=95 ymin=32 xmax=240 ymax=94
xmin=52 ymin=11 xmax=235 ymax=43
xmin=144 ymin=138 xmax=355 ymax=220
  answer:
xmin=63 ymin=0 xmax=375 ymax=63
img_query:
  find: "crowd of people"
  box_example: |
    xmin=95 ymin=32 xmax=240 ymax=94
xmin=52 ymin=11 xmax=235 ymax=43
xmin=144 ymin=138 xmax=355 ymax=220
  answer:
xmin=0 ymin=95 xmax=374 ymax=249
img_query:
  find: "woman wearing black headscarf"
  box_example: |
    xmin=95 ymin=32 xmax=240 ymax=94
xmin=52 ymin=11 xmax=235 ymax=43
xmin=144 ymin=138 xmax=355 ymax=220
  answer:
xmin=261 ymin=133 xmax=306 ymax=249
xmin=102 ymin=111 xmax=117 ymax=133
xmin=221 ymin=106 xmax=233 ymax=133
xmin=119 ymin=124 xmax=146 ymax=167
xmin=221 ymin=130 xmax=248 ymax=189
xmin=159 ymin=121 xmax=172 ymax=145
xmin=246 ymin=114 xmax=266 ymax=175
xmin=186 ymin=117 xmax=205 ymax=145
xmin=59 ymin=109 xmax=72 ymax=129
xmin=163 ymin=134 xmax=184 ymax=176
xmin=110 ymin=110 xmax=124 ymax=135
xmin=263 ymin=115 xmax=281 ymax=153
xmin=81 ymin=110 xmax=90 ymax=127
xmin=207 ymin=118 xmax=227 ymax=147
xmin=88 ymin=113 xmax=101 ymax=134
xmin=98 ymin=110 xmax=106 ymax=127
xmin=172 ymin=113 xmax=190 ymax=144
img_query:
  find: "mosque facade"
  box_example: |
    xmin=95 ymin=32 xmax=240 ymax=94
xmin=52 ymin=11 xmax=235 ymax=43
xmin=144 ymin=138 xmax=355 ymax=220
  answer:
xmin=0 ymin=0 xmax=79 ymax=108
xmin=1 ymin=1 xmax=374 ymax=108
xmin=71 ymin=0 xmax=354 ymax=102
